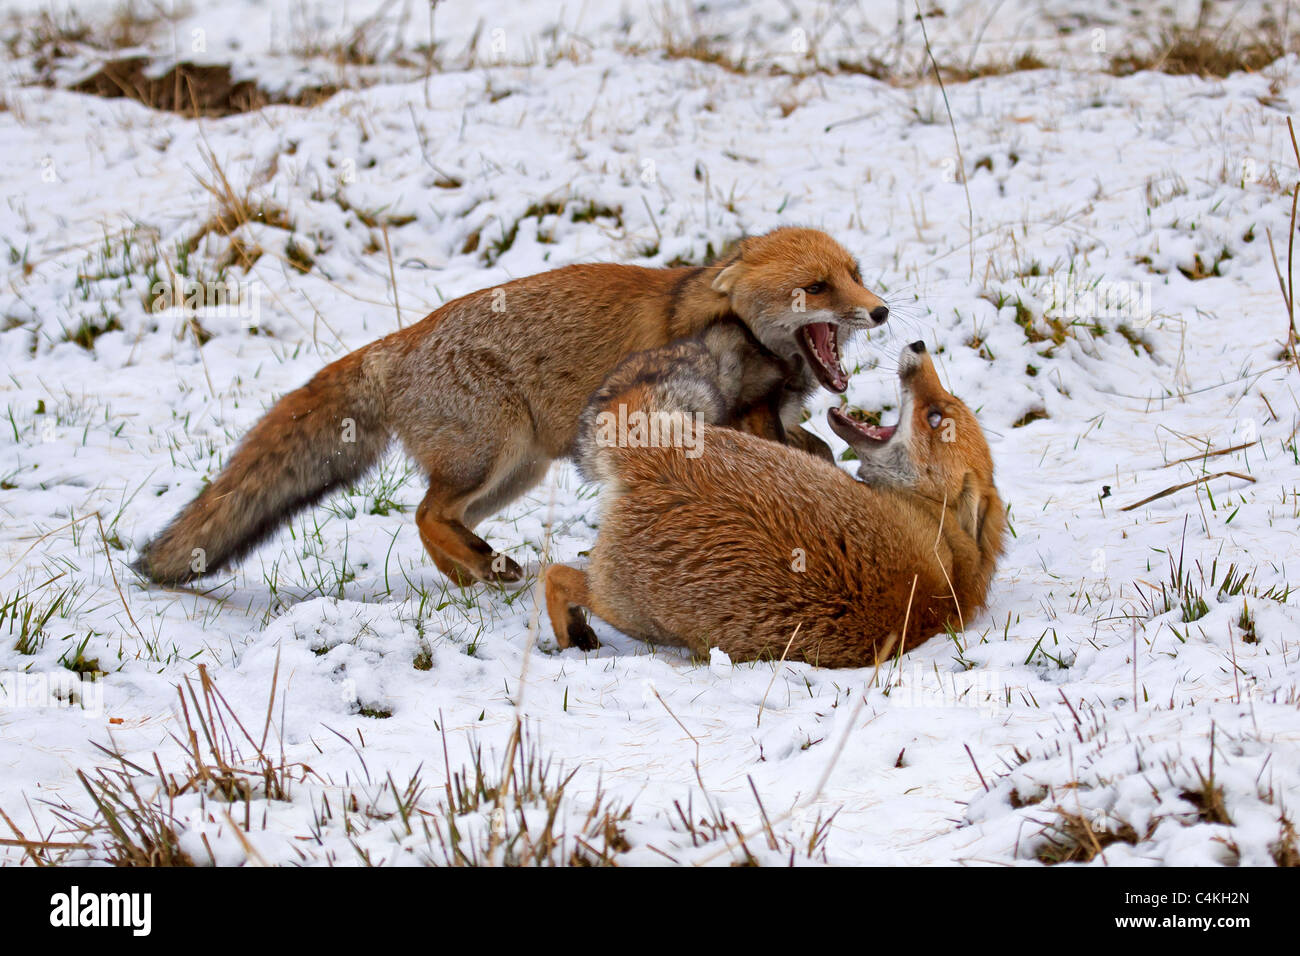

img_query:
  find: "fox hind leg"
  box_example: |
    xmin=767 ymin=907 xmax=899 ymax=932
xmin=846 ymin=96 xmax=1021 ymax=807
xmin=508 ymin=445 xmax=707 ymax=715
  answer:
xmin=414 ymin=489 xmax=514 ymax=585
xmin=544 ymin=564 xmax=599 ymax=650
xmin=410 ymin=422 xmax=546 ymax=585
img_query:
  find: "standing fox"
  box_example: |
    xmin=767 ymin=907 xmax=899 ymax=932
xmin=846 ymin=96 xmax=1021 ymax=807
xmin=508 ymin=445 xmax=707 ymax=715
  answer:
xmin=135 ymin=227 xmax=889 ymax=587
xmin=546 ymin=341 xmax=1005 ymax=666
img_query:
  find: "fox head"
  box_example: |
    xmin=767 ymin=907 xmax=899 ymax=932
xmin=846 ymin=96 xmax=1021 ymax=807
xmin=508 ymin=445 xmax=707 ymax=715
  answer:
xmin=710 ymin=228 xmax=889 ymax=394
xmin=828 ymin=341 xmax=1003 ymax=557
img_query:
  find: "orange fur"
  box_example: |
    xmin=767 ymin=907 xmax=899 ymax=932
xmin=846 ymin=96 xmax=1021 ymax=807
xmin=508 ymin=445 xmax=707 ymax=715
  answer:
xmin=548 ymin=344 xmax=1004 ymax=665
xmin=136 ymin=228 xmax=889 ymax=586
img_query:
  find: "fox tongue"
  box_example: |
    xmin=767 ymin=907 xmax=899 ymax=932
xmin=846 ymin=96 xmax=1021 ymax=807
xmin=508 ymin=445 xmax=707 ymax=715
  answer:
xmin=803 ymin=322 xmax=847 ymax=392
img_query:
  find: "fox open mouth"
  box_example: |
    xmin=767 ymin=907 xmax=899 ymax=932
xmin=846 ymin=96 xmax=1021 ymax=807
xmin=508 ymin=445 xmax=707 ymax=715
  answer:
xmin=799 ymin=322 xmax=849 ymax=393
xmin=828 ymin=407 xmax=897 ymax=446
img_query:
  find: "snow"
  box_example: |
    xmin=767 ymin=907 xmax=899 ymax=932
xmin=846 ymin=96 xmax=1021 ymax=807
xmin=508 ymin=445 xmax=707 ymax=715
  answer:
xmin=1 ymin=0 xmax=1298 ymax=866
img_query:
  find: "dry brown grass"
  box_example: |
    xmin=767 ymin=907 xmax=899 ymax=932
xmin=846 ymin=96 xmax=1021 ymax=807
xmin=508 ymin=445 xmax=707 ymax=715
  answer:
xmin=3 ymin=4 xmax=162 ymax=62
xmin=1036 ymin=808 xmax=1144 ymax=864
xmin=13 ymin=3 xmax=1294 ymax=122
xmin=426 ymin=723 xmax=633 ymax=867
xmin=186 ymin=145 xmax=294 ymax=268
xmin=70 ymin=58 xmax=338 ymax=117
xmin=1181 ymin=755 xmax=1233 ymax=826
xmin=13 ymin=661 xmax=315 ymax=866
xmin=1111 ymin=26 xmax=1286 ymax=79
xmin=942 ymin=51 xmax=1049 ymax=82
xmin=1273 ymin=814 xmax=1300 ymax=866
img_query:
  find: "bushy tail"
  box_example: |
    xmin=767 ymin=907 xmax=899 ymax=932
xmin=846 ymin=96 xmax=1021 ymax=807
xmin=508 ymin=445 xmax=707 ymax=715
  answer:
xmin=135 ymin=348 xmax=391 ymax=585
xmin=574 ymin=336 xmax=731 ymax=484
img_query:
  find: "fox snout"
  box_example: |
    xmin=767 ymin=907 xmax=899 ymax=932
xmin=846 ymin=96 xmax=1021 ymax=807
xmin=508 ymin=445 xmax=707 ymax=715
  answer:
xmin=898 ymin=339 xmax=927 ymax=376
xmin=829 ymin=341 xmax=996 ymax=524
xmin=852 ymin=304 xmax=891 ymax=327
xmin=827 ymin=341 xmax=931 ymax=455
xmin=831 ymin=287 xmax=888 ymax=332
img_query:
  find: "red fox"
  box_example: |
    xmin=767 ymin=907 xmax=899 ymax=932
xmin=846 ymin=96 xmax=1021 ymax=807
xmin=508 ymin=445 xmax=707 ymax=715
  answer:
xmin=134 ymin=228 xmax=889 ymax=586
xmin=545 ymin=341 xmax=1005 ymax=666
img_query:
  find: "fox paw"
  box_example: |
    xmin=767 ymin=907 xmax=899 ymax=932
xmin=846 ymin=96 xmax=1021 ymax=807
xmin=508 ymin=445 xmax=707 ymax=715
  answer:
xmin=486 ymin=553 xmax=523 ymax=583
xmin=565 ymin=608 xmax=600 ymax=651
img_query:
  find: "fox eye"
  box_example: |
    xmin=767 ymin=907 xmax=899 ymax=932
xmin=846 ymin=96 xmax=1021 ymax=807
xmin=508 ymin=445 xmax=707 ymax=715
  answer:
xmin=927 ymin=409 xmax=944 ymax=429
xmin=804 ymin=281 xmax=827 ymax=295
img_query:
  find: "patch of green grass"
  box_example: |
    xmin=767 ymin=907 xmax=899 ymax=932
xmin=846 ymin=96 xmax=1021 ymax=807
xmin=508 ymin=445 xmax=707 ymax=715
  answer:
xmin=1180 ymin=587 xmax=1210 ymax=623
xmin=365 ymin=459 xmax=413 ymax=516
xmin=1141 ymin=550 xmax=1293 ymax=627
xmin=1012 ymin=407 xmax=1049 ymax=429
xmin=58 ymin=634 xmax=101 ymax=676
xmin=484 ymin=218 xmax=520 ymax=265
xmin=2 ymin=586 xmax=77 ymax=655
xmin=285 ymin=236 xmax=315 ymax=274
xmin=1237 ymin=601 xmax=1257 ymax=644
xmin=1177 ymin=246 xmax=1232 ymax=281
xmin=569 ymin=200 xmax=623 ymax=225
xmin=1136 ymin=545 xmax=1275 ymax=625
xmin=63 ymin=315 xmax=123 ymax=350
xmin=523 ymin=199 xmax=567 ymax=220
xmin=1116 ymin=323 xmax=1153 ymax=356
xmin=1016 ymin=300 xmax=1068 ymax=346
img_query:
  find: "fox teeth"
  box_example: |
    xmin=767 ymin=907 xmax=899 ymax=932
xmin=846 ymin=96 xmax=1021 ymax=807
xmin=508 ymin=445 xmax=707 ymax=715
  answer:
xmin=824 ymin=341 xmax=839 ymax=368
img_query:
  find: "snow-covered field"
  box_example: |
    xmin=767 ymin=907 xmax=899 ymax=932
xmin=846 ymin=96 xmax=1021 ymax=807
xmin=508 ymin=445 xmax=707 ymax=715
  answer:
xmin=2 ymin=0 xmax=1299 ymax=866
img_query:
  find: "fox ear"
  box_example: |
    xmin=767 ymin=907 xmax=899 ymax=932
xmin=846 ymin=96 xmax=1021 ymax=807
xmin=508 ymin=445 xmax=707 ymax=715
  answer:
xmin=712 ymin=261 xmax=745 ymax=294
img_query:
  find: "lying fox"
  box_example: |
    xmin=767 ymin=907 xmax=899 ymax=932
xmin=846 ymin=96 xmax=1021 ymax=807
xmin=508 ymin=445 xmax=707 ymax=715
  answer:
xmin=545 ymin=340 xmax=1005 ymax=666
xmin=134 ymin=227 xmax=889 ymax=587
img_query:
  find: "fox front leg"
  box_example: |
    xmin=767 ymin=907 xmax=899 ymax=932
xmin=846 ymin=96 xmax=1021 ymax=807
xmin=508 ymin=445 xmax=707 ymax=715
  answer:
xmin=732 ymin=400 xmax=786 ymax=443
